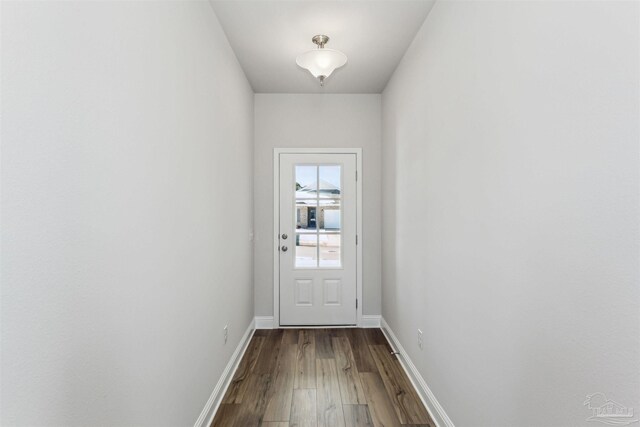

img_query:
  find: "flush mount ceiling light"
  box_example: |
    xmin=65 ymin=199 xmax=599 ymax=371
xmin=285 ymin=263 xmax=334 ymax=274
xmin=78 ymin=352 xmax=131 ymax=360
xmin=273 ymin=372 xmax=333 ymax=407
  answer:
xmin=296 ymin=35 xmax=347 ymax=87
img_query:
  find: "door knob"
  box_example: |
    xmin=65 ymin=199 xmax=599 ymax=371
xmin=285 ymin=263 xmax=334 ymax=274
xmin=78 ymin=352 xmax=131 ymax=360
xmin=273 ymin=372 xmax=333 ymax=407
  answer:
xmin=281 ymin=246 xmax=288 ymax=252
xmin=281 ymin=233 xmax=288 ymax=240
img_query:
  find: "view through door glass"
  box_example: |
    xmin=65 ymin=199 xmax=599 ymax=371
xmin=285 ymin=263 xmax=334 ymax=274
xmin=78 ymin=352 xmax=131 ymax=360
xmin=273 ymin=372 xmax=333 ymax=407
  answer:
xmin=295 ymin=165 xmax=342 ymax=268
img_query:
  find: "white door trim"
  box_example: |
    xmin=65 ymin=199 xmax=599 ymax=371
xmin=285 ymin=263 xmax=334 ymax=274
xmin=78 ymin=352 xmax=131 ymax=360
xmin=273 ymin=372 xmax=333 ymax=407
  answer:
xmin=273 ymin=148 xmax=363 ymax=328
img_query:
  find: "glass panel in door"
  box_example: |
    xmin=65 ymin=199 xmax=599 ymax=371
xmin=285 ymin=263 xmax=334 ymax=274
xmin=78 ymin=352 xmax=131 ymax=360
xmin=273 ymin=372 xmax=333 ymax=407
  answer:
xmin=293 ymin=164 xmax=342 ymax=268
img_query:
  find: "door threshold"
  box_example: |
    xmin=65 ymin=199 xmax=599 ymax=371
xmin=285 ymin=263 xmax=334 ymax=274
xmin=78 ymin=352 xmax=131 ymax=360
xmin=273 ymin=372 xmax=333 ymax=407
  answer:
xmin=278 ymin=324 xmax=357 ymax=329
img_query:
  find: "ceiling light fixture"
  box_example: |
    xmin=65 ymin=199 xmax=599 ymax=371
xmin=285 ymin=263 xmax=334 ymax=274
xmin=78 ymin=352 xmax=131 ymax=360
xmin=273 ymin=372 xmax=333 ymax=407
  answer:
xmin=296 ymin=35 xmax=347 ymax=87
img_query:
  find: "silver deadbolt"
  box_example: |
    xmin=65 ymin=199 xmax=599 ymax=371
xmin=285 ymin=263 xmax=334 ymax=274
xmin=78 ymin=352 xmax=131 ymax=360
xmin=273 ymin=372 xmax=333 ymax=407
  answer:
xmin=281 ymin=233 xmax=288 ymax=240
xmin=281 ymin=246 xmax=288 ymax=252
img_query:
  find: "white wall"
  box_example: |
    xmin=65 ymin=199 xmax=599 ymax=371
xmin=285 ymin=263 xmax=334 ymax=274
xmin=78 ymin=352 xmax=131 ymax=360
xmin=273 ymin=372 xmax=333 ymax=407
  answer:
xmin=382 ymin=1 xmax=639 ymax=426
xmin=254 ymin=94 xmax=381 ymax=317
xmin=1 ymin=1 xmax=254 ymax=425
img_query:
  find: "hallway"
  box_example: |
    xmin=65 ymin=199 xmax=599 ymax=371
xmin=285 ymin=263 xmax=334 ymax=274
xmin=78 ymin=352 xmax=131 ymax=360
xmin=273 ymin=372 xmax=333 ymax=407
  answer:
xmin=212 ymin=328 xmax=433 ymax=427
xmin=1 ymin=1 xmax=638 ymax=426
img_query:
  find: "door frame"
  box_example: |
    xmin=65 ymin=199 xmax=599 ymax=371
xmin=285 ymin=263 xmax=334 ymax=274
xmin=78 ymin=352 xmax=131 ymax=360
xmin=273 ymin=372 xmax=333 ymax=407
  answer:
xmin=273 ymin=148 xmax=363 ymax=328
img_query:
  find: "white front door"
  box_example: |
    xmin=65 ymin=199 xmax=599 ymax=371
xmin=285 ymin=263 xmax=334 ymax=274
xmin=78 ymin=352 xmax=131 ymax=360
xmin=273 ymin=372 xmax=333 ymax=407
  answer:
xmin=278 ymin=153 xmax=357 ymax=326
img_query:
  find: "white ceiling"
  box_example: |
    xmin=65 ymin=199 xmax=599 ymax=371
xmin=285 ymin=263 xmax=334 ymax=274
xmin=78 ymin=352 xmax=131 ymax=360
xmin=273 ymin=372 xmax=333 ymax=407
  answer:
xmin=209 ymin=1 xmax=435 ymax=93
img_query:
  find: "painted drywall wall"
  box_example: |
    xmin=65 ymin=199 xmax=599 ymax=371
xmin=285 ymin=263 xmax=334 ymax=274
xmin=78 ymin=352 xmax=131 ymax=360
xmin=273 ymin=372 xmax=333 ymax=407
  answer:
xmin=382 ymin=1 xmax=639 ymax=426
xmin=254 ymin=94 xmax=381 ymax=317
xmin=1 ymin=1 xmax=254 ymax=425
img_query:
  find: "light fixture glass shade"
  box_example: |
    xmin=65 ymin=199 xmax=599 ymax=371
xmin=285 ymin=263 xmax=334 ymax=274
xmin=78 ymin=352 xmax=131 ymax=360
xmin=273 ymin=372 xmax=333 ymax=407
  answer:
xmin=296 ymin=48 xmax=347 ymax=79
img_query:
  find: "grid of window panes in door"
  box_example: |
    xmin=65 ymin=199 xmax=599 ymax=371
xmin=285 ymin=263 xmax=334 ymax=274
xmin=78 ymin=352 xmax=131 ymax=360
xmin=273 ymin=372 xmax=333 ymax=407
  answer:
xmin=294 ymin=165 xmax=342 ymax=268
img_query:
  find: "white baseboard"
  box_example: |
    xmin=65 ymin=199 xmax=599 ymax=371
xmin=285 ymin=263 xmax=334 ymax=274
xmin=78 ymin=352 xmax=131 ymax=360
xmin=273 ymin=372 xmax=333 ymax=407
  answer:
xmin=194 ymin=318 xmax=255 ymax=427
xmin=257 ymin=315 xmax=380 ymax=328
xmin=360 ymin=315 xmax=381 ymax=328
xmin=380 ymin=317 xmax=455 ymax=427
xmin=254 ymin=316 xmax=274 ymax=329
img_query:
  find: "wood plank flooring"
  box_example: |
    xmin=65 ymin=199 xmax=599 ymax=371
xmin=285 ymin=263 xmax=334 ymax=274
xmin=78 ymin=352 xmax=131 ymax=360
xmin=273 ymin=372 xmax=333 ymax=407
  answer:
xmin=212 ymin=328 xmax=434 ymax=427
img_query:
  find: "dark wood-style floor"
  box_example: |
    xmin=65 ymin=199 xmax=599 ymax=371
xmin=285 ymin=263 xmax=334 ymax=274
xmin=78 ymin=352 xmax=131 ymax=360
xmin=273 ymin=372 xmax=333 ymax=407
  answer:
xmin=211 ymin=328 xmax=434 ymax=427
